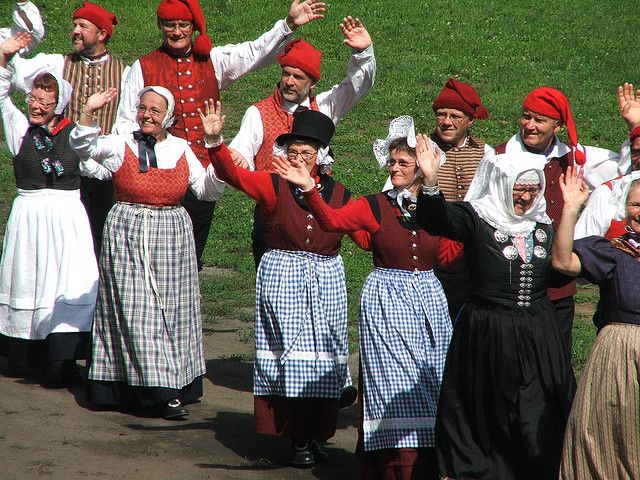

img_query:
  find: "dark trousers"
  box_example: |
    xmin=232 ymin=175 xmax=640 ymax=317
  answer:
xmin=181 ymin=189 xmax=216 ymax=271
xmin=251 ymin=204 xmax=268 ymax=270
xmin=80 ymin=176 xmax=115 ymax=257
xmin=552 ymin=295 xmax=575 ymax=364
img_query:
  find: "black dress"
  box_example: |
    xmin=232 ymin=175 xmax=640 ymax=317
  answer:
xmin=416 ymin=193 xmax=576 ymax=480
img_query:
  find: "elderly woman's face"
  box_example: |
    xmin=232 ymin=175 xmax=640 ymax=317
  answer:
xmin=388 ymin=149 xmax=417 ymax=189
xmin=27 ymin=87 xmax=57 ymax=126
xmin=626 ymin=186 xmax=640 ymax=233
xmin=512 ymin=183 xmax=541 ymax=216
xmin=136 ymin=91 xmax=168 ymax=136
xmin=287 ymin=140 xmax=318 ymax=173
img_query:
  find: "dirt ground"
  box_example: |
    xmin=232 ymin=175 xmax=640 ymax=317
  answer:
xmin=0 ymin=278 xmax=361 ymax=480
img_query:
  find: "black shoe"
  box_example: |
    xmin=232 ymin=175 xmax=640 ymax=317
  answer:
xmin=338 ymin=385 xmax=358 ymax=408
xmin=159 ymin=399 xmax=189 ymax=420
xmin=291 ymin=442 xmax=315 ymax=468
xmin=309 ymin=439 xmax=329 ymax=463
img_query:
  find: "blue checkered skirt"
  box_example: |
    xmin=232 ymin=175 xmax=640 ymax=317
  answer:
xmin=253 ymin=249 xmax=350 ymax=398
xmin=360 ymin=267 xmax=452 ymax=451
xmin=88 ymin=202 xmax=205 ymax=388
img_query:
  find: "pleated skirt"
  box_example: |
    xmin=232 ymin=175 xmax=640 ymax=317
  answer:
xmin=559 ymin=323 xmax=640 ymax=480
xmin=436 ymin=296 xmax=576 ymax=480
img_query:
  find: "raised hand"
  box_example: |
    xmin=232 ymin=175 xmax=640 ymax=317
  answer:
xmin=559 ymin=165 xmax=589 ymax=214
xmin=286 ymin=0 xmax=326 ymax=30
xmin=84 ymin=87 xmax=118 ymax=114
xmin=272 ymin=155 xmax=314 ymax=190
xmin=415 ymin=133 xmax=441 ymax=186
xmin=617 ymin=82 xmax=640 ymax=131
xmin=0 ymin=32 xmax=31 ymax=66
xmin=198 ymin=99 xmax=226 ymax=142
xmin=339 ymin=16 xmax=372 ymax=51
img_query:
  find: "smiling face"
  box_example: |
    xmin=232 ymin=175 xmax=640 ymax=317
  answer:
xmin=71 ymin=18 xmax=107 ymax=57
xmin=512 ymin=183 xmax=541 ymax=216
xmin=279 ymin=66 xmax=317 ymax=104
xmin=27 ymin=87 xmax=57 ymax=126
xmin=388 ymin=148 xmax=417 ymax=190
xmin=136 ymin=91 xmax=168 ymax=137
xmin=159 ymin=18 xmax=193 ymax=56
xmin=626 ymin=183 xmax=640 ymax=233
xmin=434 ymin=107 xmax=473 ymax=147
xmin=519 ymin=109 xmax=562 ymax=152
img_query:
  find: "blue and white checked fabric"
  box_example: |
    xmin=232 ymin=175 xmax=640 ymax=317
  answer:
xmin=360 ymin=267 xmax=452 ymax=451
xmin=89 ymin=202 xmax=205 ymax=388
xmin=253 ymin=249 xmax=350 ymax=398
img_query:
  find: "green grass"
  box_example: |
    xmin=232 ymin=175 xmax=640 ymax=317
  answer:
xmin=1 ymin=0 xmax=635 ymax=374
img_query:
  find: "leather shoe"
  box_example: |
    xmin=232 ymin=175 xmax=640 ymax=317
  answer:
xmin=291 ymin=442 xmax=315 ymax=468
xmin=159 ymin=399 xmax=189 ymax=420
xmin=338 ymin=385 xmax=358 ymax=408
xmin=309 ymin=439 xmax=329 ymax=463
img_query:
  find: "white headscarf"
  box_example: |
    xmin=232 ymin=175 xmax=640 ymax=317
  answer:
xmin=469 ymin=152 xmax=551 ymax=236
xmin=137 ymin=85 xmax=175 ymax=129
xmin=22 ymin=70 xmax=72 ymax=116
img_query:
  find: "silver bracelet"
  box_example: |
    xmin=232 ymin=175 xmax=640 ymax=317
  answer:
xmin=420 ymin=183 xmax=440 ymax=196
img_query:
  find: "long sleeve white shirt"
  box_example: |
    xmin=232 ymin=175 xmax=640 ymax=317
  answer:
xmin=229 ymin=44 xmax=377 ymax=170
xmin=0 ymin=1 xmax=45 ymax=56
xmin=112 ymin=19 xmax=295 ymax=135
xmin=70 ymin=123 xmax=225 ymax=201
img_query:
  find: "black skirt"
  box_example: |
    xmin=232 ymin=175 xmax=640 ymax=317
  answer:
xmin=436 ymin=296 xmax=576 ymax=480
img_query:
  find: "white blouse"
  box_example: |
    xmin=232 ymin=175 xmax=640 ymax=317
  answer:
xmin=70 ymin=123 xmax=225 ymax=201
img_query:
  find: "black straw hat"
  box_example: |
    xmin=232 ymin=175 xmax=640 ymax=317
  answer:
xmin=275 ymin=110 xmax=335 ymax=148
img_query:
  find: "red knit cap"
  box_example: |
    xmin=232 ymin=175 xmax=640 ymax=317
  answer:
xmin=277 ymin=39 xmax=322 ymax=81
xmin=73 ymin=1 xmax=118 ymax=38
xmin=630 ymin=125 xmax=640 ymax=142
xmin=432 ymin=78 xmax=489 ymax=119
xmin=523 ymin=86 xmax=586 ymax=165
xmin=157 ymin=0 xmax=212 ymax=57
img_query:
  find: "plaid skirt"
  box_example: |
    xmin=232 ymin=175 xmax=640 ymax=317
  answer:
xmin=253 ymin=249 xmax=350 ymax=398
xmin=560 ymin=323 xmax=640 ymax=480
xmin=88 ymin=202 xmax=205 ymax=389
xmin=360 ymin=268 xmax=452 ymax=451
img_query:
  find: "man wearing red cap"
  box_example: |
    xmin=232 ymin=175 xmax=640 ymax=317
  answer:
xmin=228 ymin=16 xmax=375 ymax=268
xmin=114 ymin=0 xmax=327 ymax=271
xmin=467 ymin=86 xmax=624 ymax=359
xmin=7 ymin=1 xmax=129 ymax=257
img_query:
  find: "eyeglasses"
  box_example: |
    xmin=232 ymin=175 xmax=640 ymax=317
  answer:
xmin=27 ymin=95 xmax=57 ymax=109
xmin=136 ymin=105 xmax=167 ymax=117
xmin=160 ymin=20 xmax=193 ymax=32
xmin=435 ymin=111 xmax=468 ymax=124
xmin=287 ymin=150 xmax=317 ymax=161
xmin=513 ymin=186 xmax=541 ymax=196
xmin=387 ymin=159 xmax=416 ymax=169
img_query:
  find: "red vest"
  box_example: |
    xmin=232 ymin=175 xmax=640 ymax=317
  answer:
xmin=114 ymin=143 xmax=189 ymax=206
xmin=139 ymin=48 xmax=220 ymax=167
xmin=253 ymin=86 xmax=319 ymax=171
xmin=265 ymin=176 xmax=347 ymax=256
xmin=369 ymin=193 xmax=440 ymax=271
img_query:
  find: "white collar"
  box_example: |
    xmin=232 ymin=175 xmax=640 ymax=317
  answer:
xmin=281 ymin=97 xmax=311 ymax=114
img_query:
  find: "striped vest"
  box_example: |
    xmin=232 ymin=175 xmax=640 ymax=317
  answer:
xmin=253 ymin=86 xmax=319 ymax=172
xmin=433 ymin=134 xmax=486 ymax=202
xmin=63 ymin=53 xmax=127 ymax=134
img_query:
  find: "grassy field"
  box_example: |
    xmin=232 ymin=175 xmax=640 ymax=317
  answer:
xmin=2 ymin=0 xmax=637 ymax=373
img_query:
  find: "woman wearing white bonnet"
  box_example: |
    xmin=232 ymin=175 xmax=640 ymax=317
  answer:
xmin=70 ymin=84 xmax=225 ymax=419
xmin=415 ymin=140 xmax=576 ymax=480
xmin=274 ymin=115 xmax=460 ymax=478
xmin=0 ymin=33 xmax=97 ymax=387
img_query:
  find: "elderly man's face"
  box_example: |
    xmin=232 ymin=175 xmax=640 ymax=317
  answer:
xmin=434 ymin=108 xmax=473 ymax=147
xmin=159 ymin=18 xmax=193 ymax=55
xmin=519 ymin=109 xmax=562 ymax=152
xmin=71 ymin=18 xmax=106 ymax=57
xmin=279 ymin=66 xmax=317 ymax=104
